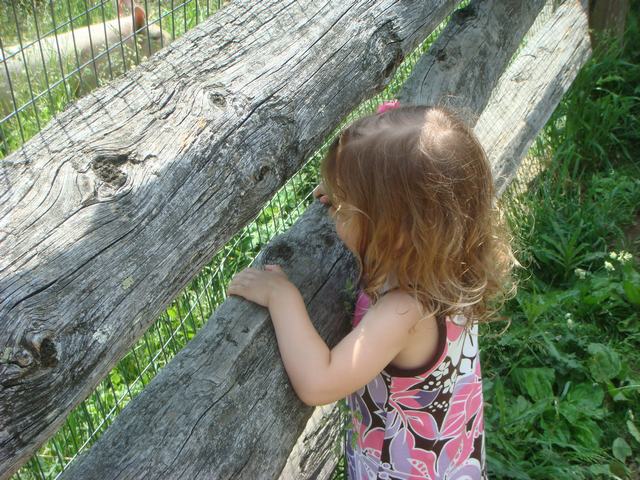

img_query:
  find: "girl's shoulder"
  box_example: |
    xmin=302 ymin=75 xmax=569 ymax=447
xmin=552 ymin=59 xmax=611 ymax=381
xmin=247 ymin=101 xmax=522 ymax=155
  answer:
xmin=353 ymin=285 xmax=412 ymax=329
xmin=376 ymin=288 xmax=423 ymax=322
xmin=360 ymin=285 xmax=433 ymax=333
xmin=377 ymin=287 xmax=422 ymax=310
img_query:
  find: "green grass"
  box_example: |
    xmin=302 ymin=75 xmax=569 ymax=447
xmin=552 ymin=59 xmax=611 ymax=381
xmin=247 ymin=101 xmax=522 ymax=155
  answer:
xmin=479 ymin=10 xmax=640 ymax=479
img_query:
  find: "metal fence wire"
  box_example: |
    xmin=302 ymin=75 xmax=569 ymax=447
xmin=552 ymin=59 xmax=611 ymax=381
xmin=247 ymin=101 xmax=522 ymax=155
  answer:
xmin=0 ymin=0 xmax=226 ymax=158
xmin=1 ymin=1 xmax=558 ymax=478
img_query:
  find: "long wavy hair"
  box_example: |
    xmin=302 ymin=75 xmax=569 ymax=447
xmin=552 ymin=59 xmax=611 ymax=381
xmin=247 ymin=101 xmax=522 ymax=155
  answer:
xmin=320 ymin=105 xmax=516 ymax=324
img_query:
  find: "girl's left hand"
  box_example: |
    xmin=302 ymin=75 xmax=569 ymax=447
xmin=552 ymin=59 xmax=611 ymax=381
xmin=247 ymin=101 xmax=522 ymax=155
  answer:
xmin=227 ymin=264 xmax=294 ymax=308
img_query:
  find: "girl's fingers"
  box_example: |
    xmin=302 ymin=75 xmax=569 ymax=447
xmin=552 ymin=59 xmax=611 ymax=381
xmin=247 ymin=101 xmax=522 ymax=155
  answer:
xmin=233 ymin=268 xmax=255 ymax=280
xmin=228 ymin=279 xmax=247 ymax=294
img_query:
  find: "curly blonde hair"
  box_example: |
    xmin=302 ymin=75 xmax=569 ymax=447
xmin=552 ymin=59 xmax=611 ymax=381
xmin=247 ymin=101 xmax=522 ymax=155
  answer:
xmin=321 ymin=105 xmax=516 ymax=324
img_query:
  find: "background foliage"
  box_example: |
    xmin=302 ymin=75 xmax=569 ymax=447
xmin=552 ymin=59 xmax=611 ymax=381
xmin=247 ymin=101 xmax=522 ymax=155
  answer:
xmin=480 ymin=6 xmax=640 ymax=478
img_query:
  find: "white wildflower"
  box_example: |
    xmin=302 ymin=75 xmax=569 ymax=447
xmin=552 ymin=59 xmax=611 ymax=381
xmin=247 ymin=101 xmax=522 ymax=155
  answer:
xmin=610 ymin=250 xmax=633 ymax=263
xmin=565 ymin=313 xmax=574 ymax=329
xmin=604 ymin=261 xmax=615 ymax=272
xmin=574 ymin=268 xmax=587 ymax=279
xmin=619 ymin=251 xmax=633 ymax=263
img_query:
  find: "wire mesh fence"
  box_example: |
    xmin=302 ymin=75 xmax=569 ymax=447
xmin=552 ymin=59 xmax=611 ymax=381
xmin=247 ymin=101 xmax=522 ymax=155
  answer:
xmin=1 ymin=0 xmax=562 ymax=478
xmin=0 ymin=0 xmax=227 ymax=159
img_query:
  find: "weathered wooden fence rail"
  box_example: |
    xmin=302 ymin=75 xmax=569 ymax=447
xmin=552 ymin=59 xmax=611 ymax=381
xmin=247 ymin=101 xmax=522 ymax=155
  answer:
xmin=0 ymin=0 xmax=592 ymax=478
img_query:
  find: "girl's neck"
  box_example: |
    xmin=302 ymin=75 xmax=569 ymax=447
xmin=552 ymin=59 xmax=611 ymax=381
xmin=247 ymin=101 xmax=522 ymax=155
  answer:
xmin=381 ymin=273 xmax=399 ymax=295
xmin=361 ymin=272 xmax=399 ymax=296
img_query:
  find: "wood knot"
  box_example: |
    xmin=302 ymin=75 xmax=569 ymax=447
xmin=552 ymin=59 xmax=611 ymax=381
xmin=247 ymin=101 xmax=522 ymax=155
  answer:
xmin=383 ymin=59 xmax=396 ymax=78
xmin=263 ymin=242 xmax=294 ymax=263
xmin=24 ymin=331 xmax=59 ymax=368
xmin=454 ymin=4 xmax=476 ymax=23
xmin=13 ymin=348 xmax=33 ymax=367
xmin=208 ymin=92 xmax=227 ymax=108
xmin=39 ymin=338 xmax=58 ymax=367
xmin=253 ymin=164 xmax=270 ymax=182
xmin=1 ymin=347 xmax=35 ymax=368
xmin=91 ymin=153 xmax=130 ymax=187
xmin=322 ymin=232 xmax=335 ymax=248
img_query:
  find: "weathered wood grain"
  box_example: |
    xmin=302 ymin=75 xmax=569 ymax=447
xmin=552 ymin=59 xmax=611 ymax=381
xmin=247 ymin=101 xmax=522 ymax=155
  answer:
xmin=477 ymin=0 xmax=592 ymax=195
xmin=278 ymin=402 xmax=346 ymax=480
xmin=280 ymin=1 xmax=592 ymax=478
xmin=59 ymin=202 xmax=358 ymax=479
xmin=398 ymin=0 xmax=546 ymax=116
xmin=0 ymin=0 xmax=461 ymax=476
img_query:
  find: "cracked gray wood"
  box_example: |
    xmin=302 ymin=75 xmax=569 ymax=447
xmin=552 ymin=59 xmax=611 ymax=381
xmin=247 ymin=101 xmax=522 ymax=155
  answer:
xmin=398 ymin=0 xmax=546 ymax=115
xmin=477 ymin=0 xmax=592 ymax=195
xmin=60 ymin=202 xmax=359 ymax=479
xmin=279 ymin=402 xmax=346 ymax=480
xmin=0 ymin=0 xmax=461 ymax=477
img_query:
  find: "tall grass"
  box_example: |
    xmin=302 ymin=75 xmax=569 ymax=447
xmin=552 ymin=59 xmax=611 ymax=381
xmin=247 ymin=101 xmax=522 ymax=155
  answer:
xmin=481 ymin=6 xmax=640 ymax=478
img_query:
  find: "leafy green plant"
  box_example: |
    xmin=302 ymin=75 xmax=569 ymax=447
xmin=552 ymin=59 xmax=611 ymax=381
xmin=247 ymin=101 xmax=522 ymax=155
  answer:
xmin=482 ymin=11 xmax=640 ymax=477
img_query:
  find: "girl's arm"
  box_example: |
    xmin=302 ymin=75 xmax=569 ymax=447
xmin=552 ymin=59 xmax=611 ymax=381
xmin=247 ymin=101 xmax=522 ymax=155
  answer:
xmin=228 ymin=265 xmax=428 ymax=406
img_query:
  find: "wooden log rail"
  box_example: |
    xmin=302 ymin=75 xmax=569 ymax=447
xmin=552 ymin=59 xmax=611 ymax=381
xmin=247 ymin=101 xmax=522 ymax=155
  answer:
xmin=0 ymin=0 xmax=592 ymax=477
xmin=0 ymin=0 xmax=462 ymax=477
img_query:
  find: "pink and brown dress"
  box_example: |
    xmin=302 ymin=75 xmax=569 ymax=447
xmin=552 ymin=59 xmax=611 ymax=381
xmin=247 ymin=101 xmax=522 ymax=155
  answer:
xmin=344 ymin=288 xmax=487 ymax=480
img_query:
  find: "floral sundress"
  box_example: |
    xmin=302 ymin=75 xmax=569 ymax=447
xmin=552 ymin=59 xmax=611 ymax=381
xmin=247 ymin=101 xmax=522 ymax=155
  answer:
xmin=344 ymin=288 xmax=487 ymax=480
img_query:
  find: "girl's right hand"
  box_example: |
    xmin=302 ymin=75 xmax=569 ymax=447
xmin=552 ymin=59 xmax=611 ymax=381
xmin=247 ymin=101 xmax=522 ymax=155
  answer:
xmin=313 ymin=183 xmax=331 ymax=205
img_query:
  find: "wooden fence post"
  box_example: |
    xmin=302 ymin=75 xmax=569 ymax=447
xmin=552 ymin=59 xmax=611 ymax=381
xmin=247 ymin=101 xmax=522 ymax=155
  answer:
xmin=589 ymin=0 xmax=630 ymax=47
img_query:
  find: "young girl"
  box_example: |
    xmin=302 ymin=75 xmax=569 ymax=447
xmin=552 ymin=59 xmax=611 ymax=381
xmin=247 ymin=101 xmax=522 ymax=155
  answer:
xmin=227 ymin=103 xmax=514 ymax=479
